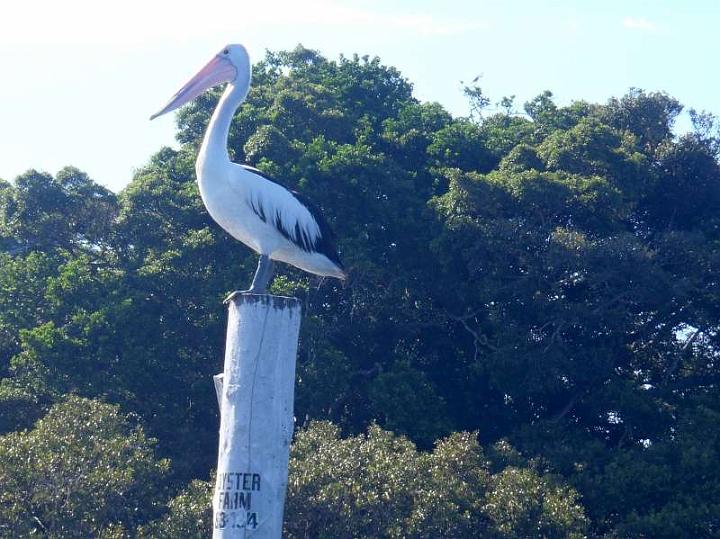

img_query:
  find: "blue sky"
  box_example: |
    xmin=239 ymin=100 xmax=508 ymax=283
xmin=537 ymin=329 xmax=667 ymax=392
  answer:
xmin=1 ymin=0 xmax=718 ymax=191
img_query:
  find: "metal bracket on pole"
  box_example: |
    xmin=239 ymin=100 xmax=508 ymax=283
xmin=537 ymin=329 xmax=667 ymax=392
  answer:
xmin=213 ymin=374 xmax=224 ymax=410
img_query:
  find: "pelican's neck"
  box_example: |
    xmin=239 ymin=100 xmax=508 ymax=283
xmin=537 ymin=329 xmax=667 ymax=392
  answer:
xmin=198 ymin=75 xmax=249 ymax=169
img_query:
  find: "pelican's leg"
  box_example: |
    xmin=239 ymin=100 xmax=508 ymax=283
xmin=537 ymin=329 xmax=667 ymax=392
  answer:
xmin=224 ymin=254 xmax=275 ymax=304
xmin=249 ymin=254 xmax=274 ymax=294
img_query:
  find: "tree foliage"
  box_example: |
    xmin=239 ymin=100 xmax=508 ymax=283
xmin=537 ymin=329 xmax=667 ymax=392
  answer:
xmin=0 ymin=396 xmax=168 ymax=537
xmin=142 ymin=422 xmax=587 ymax=538
xmin=0 ymin=45 xmax=719 ymax=536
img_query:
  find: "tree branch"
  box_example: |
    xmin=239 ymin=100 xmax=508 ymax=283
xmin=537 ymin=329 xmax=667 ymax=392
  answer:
xmin=447 ymin=311 xmax=498 ymax=361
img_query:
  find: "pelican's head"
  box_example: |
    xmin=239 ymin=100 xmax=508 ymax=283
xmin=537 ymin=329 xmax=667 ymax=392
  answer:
xmin=150 ymin=44 xmax=250 ymax=120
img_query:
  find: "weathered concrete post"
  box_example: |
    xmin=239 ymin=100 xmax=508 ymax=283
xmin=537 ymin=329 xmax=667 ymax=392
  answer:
xmin=212 ymin=294 xmax=301 ymax=538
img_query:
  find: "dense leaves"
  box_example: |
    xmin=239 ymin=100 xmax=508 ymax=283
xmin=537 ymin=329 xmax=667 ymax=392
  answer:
xmin=0 ymin=397 xmax=168 ymax=537
xmin=141 ymin=422 xmax=587 ymax=538
xmin=1 ymin=45 xmax=719 ymax=536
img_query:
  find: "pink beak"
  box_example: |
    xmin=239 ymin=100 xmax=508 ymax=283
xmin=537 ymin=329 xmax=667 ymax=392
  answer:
xmin=150 ymin=55 xmax=237 ymax=120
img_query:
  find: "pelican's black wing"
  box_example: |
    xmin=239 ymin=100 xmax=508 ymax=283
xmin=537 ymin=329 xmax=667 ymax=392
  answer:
xmin=241 ymin=165 xmax=344 ymax=268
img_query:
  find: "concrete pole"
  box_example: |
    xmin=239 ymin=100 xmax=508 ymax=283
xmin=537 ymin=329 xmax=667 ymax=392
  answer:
xmin=212 ymin=294 xmax=301 ymax=538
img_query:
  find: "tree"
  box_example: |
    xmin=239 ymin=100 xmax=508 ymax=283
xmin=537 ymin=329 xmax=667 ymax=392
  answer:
xmin=0 ymin=167 xmax=117 ymax=254
xmin=142 ymin=422 xmax=588 ymax=538
xmin=0 ymin=46 xmax=718 ymax=537
xmin=0 ymin=396 xmax=169 ymax=537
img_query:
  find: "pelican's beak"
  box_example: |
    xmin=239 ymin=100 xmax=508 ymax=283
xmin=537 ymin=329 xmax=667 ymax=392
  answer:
xmin=150 ymin=55 xmax=237 ymax=120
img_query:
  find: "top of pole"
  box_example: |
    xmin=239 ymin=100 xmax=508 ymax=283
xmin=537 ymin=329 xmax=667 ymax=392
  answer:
xmin=225 ymin=292 xmax=301 ymax=310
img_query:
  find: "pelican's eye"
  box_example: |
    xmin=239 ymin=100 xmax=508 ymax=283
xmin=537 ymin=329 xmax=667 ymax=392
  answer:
xmin=223 ymin=49 xmax=229 ymax=55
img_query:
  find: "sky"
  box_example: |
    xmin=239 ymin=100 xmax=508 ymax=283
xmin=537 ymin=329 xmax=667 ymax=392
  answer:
xmin=1 ymin=0 xmax=718 ymax=192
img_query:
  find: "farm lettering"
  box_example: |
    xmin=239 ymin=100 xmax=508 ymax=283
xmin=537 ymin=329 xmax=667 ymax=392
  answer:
xmin=217 ymin=472 xmax=261 ymax=491
xmin=214 ymin=472 xmax=261 ymax=530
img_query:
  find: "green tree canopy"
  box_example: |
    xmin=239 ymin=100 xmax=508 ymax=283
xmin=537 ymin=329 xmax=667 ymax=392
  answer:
xmin=0 ymin=45 xmax=718 ymax=537
xmin=0 ymin=396 xmax=168 ymax=537
xmin=142 ymin=422 xmax=588 ymax=539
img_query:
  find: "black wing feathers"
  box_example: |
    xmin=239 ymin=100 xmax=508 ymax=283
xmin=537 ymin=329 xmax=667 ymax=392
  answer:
xmin=243 ymin=166 xmax=343 ymax=268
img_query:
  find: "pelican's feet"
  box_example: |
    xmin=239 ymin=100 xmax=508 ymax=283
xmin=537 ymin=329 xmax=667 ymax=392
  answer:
xmin=223 ymin=290 xmax=246 ymax=304
xmin=223 ymin=288 xmax=270 ymax=304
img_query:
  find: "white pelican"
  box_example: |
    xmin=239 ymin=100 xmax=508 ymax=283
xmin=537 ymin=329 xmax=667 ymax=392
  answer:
xmin=151 ymin=44 xmax=346 ymax=299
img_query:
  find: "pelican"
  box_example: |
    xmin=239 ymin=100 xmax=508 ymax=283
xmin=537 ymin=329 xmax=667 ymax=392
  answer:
xmin=151 ymin=44 xmax=345 ymax=299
